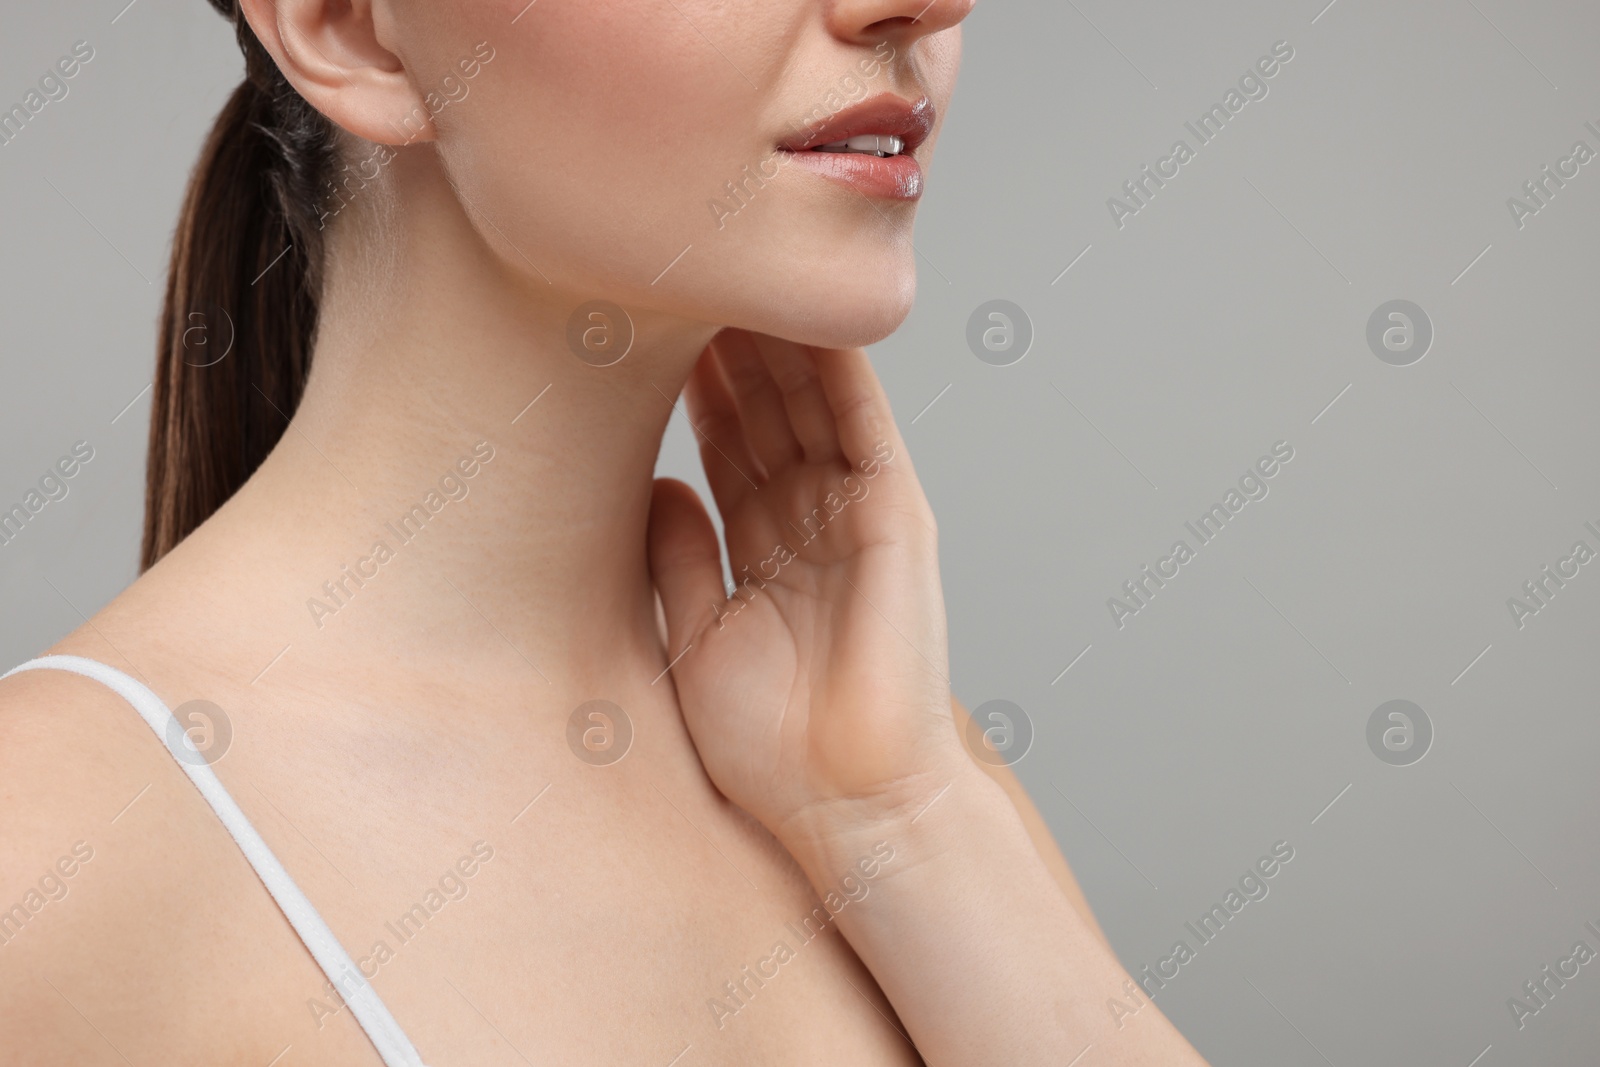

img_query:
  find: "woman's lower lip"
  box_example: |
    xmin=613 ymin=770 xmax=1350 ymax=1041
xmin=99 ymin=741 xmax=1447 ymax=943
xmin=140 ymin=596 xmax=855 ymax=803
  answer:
xmin=778 ymin=149 xmax=924 ymax=201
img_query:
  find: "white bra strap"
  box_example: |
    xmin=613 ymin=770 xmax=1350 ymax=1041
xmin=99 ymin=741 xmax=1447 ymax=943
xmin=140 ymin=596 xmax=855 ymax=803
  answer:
xmin=2 ymin=655 xmax=429 ymax=1067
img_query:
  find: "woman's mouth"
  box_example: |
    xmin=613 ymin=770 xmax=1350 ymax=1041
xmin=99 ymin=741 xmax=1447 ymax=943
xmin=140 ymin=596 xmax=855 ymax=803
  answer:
xmin=811 ymin=134 xmax=907 ymax=157
xmin=777 ymin=94 xmax=933 ymax=201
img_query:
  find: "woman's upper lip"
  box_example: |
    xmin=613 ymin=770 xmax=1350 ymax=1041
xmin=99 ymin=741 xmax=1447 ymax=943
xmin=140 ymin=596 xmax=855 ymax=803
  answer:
xmin=779 ymin=94 xmax=935 ymax=154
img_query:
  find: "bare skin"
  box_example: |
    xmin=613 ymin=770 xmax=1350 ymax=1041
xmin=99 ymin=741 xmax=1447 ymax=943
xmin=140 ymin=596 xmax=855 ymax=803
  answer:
xmin=0 ymin=336 xmax=1193 ymax=1066
xmin=0 ymin=630 xmax=1107 ymax=1066
xmin=0 ymin=0 xmax=1207 ymax=1062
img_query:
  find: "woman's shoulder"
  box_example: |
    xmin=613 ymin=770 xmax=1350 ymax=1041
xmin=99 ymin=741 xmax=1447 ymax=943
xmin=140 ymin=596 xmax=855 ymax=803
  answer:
xmin=0 ymin=647 xmax=172 ymax=1040
xmin=0 ymin=635 xmax=195 ymax=907
xmin=0 ymin=642 xmax=153 ymax=849
xmin=0 ymin=636 xmax=372 ymax=1062
xmin=0 ymin=616 xmax=248 ymax=918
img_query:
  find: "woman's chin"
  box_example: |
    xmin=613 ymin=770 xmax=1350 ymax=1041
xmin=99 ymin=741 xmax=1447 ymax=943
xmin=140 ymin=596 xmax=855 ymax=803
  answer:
xmin=748 ymin=273 xmax=918 ymax=351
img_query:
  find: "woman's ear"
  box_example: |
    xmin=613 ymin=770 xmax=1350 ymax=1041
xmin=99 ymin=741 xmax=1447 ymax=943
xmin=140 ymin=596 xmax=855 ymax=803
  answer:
xmin=238 ymin=0 xmax=435 ymax=145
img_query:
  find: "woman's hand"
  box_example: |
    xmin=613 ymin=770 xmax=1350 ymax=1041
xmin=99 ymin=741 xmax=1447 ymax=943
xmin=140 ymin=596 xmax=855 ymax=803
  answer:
xmin=648 ymin=330 xmax=1213 ymax=1066
xmin=646 ymin=329 xmax=969 ymax=850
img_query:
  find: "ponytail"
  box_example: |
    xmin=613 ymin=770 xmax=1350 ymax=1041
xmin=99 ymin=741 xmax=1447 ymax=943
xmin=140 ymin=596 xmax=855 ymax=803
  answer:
xmin=143 ymin=1 xmax=337 ymax=570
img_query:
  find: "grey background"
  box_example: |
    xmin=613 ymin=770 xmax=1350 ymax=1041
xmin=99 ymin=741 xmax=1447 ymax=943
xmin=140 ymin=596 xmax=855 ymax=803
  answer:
xmin=4 ymin=1 xmax=1598 ymax=1063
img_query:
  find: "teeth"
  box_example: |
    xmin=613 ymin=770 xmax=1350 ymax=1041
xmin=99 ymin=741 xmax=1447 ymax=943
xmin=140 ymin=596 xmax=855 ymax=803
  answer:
xmin=814 ymin=134 xmax=905 ymax=157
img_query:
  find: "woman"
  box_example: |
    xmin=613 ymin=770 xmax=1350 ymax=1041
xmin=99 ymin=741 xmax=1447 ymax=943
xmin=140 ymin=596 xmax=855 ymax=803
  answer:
xmin=0 ymin=0 xmax=1208 ymax=1063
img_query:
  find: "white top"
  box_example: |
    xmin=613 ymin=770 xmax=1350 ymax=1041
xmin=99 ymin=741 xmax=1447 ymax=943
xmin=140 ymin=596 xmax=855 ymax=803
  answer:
xmin=1 ymin=654 xmax=430 ymax=1067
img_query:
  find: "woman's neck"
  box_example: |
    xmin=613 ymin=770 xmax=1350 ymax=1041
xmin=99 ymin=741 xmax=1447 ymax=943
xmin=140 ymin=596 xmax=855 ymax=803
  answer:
xmin=166 ymin=168 xmax=722 ymax=693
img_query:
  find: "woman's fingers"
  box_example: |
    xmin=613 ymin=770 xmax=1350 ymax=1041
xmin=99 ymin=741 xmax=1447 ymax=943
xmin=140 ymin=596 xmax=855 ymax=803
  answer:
xmin=711 ymin=329 xmax=803 ymax=477
xmin=812 ymin=345 xmax=908 ymax=475
xmin=646 ymin=478 xmax=727 ymax=656
xmin=810 ymin=344 xmax=933 ymax=537
xmin=678 ymin=334 xmax=923 ymax=545
xmin=748 ymin=333 xmax=843 ymax=465
xmin=683 ymin=344 xmax=761 ymax=517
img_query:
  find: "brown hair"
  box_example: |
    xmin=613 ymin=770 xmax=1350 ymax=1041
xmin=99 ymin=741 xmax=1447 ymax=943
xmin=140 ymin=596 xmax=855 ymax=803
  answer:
xmin=142 ymin=1 xmax=339 ymax=569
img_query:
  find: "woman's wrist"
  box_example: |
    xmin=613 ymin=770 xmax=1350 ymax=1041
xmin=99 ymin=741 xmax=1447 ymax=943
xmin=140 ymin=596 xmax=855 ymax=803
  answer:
xmin=772 ymin=752 xmax=1210 ymax=1066
xmin=772 ymin=747 xmax=1009 ymax=895
xmin=770 ymin=757 xmax=1129 ymax=1066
